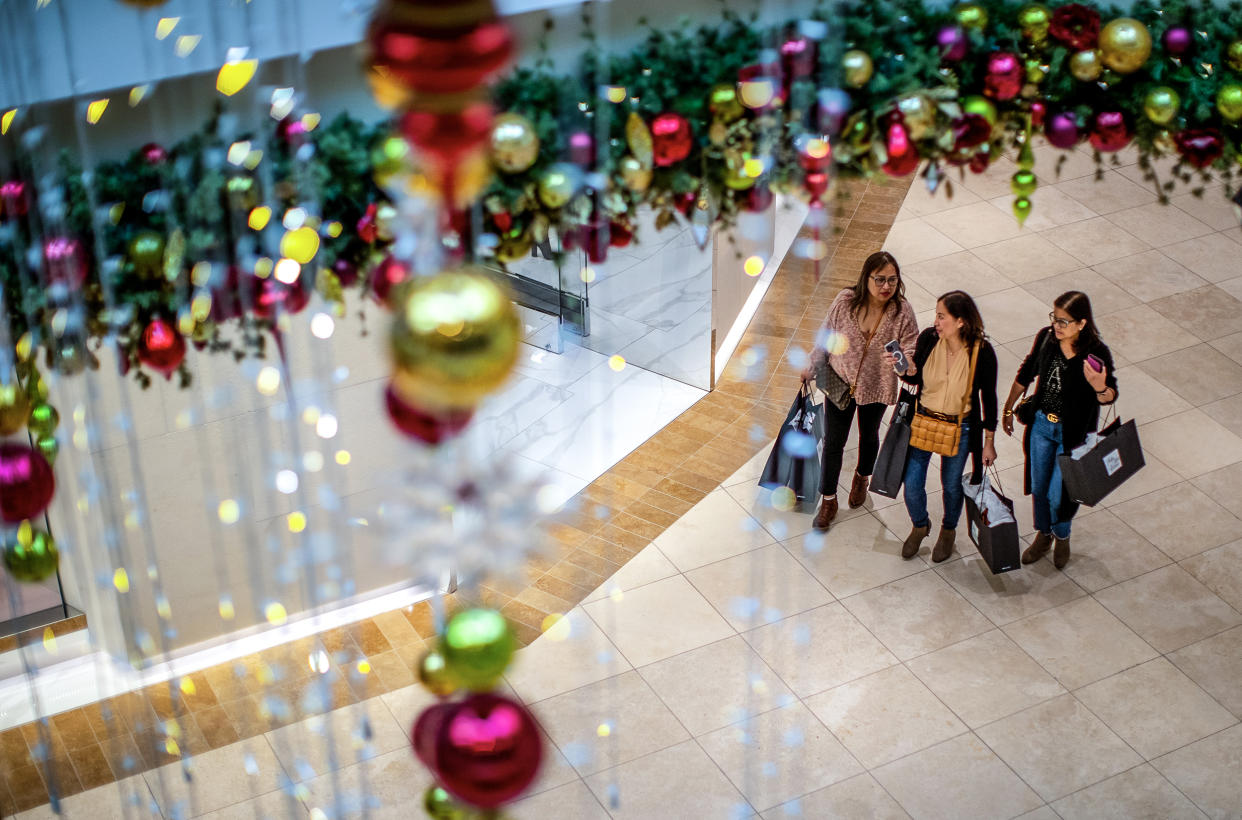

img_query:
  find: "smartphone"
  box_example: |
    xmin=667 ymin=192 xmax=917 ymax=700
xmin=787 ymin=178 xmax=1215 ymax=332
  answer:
xmin=1086 ymin=354 xmax=1104 ymax=373
xmin=884 ymin=340 xmax=908 ymax=374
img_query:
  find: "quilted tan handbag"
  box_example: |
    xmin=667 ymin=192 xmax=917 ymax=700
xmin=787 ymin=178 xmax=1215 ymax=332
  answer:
xmin=909 ymin=343 xmax=978 ymax=457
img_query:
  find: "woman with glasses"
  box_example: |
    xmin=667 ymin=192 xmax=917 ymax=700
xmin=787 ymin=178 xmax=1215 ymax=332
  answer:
xmin=897 ymin=291 xmax=999 ymax=562
xmin=1001 ymin=291 xmax=1118 ymax=569
xmin=801 ymin=250 xmax=918 ymax=531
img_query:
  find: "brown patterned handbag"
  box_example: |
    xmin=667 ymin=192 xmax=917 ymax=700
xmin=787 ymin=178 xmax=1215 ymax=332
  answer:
xmin=908 ymin=343 xmax=978 ymax=457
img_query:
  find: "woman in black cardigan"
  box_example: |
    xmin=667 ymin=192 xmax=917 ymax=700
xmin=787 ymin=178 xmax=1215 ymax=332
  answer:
xmin=893 ymin=291 xmax=999 ymax=563
xmin=1001 ymin=291 xmax=1118 ymax=570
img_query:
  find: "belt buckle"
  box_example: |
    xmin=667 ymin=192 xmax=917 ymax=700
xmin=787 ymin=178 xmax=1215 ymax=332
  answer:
xmin=1046 ymin=412 xmax=1060 ymax=424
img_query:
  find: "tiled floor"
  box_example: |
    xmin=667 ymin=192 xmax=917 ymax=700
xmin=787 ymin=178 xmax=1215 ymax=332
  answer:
xmin=9 ymin=144 xmax=1242 ymax=817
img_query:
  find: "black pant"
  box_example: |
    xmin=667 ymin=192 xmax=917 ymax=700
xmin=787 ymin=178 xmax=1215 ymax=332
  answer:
xmin=820 ymin=400 xmax=887 ymax=496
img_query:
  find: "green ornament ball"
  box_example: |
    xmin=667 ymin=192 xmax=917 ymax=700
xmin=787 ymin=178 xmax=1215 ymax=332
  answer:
xmin=1011 ymin=170 xmax=1038 ymax=197
xmin=1227 ymin=40 xmax=1242 ymax=73
xmin=961 ymin=95 xmax=998 ymax=126
xmin=36 ymin=435 xmax=58 ymax=465
xmin=1142 ymin=86 xmax=1180 ymax=126
xmin=1013 ymin=196 xmax=1033 ymax=226
xmin=3 ymin=530 xmax=59 ymax=583
xmin=441 ymin=608 xmax=516 ymax=691
xmin=1217 ymin=84 xmax=1242 ymax=122
xmin=955 ymin=2 xmax=988 ymax=30
xmin=27 ymin=402 xmax=59 ymax=439
xmin=1017 ymin=4 xmax=1052 ymax=41
xmin=423 ymin=785 xmax=467 ymax=820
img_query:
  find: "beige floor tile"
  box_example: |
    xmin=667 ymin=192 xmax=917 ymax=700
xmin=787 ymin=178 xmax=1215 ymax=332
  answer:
xmin=1170 ymin=185 xmax=1241 ymax=233
xmin=264 ymin=699 xmax=407 ymax=783
xmin=1093 ymin=250 xmax=1210 ymax=303
xmin=1140 ymin=409 xmax=1242 ymax=479
xmin=881 ymin=218 xmax=965 ymax=265
xmin=698 ymin=702 xmax=863 ymax=812
xmin=1162 ymin=231 xmax=1242 ymax=283
xmin=903 ymin=250 xmax=1013 ymax=298
xmin=842 ymin=570 xmax=992 ymax=660
xmin=1112 ymin=365 xmax=1195 ymax=425
xmin=1114 ymin=156 xmax=1212 ymax=196
xmin=987 ymin=187 xmax=1098 ymax=231
xmin=653 ymin=489 xmax=776 ymax=572
xmin=301 ymin=747 xmax=427 ymax=820
xmin=1096 ymin=304 xmax=1201 ymax=363
xmin=973 ymin=287 xmax=1055 ymax=345
xmin=194 ymin=790 xmax=308 ymax=820
xmin=1053 ymin=508 xmax=1171 ymax=592
xmin=11 ymin=776 xmax=155 ymax=820
xmin=1042 ymin=217 xmax=1152 ymax=267
xmin=976 ymin=693 xmax=1142 ymax=801
xmin=1023 ymin=268 xmax=1138 ymax=317
xmin=907 ymin=629 xmax=1066 ymax=728
xmin=1106 ymin=202 xmax=1215 ymax=248
xmin=1168 ymin=626 xmax=1242 ymax=719
xmin=762 ymin=772 xmax=910 ymax=819
xmin=1032 ymin=142 xmax=1101 ymax=183
xmin=686 ymin=544 xmax=833 ymax=631
xmin=143 ymin=737 xmax=287 ymax=817
xmin=1191 ymin=460 xmax=1242 ymax=519
xmin=1095 ymin=565 xmax=1242 ymax=653
xmin=1136 ymin=345 xmax=1242 ymax=407
xmin=1052 ymin=168 xmax=1157 ymax=213
xmin=1075 ymin=657 xmax=1237 ymax=759
xmin=724 ymin=444 xmax=774 ymax=488
xmin=582 ymin=546 xmax=679 ymax=604
xmin=377 ymin=681 xmax=438 ymax=730
xmin=1112 ymin=484 xmax=1240 ymax=561
xmin=1003 ymin=596 xmax=1158 ymax=689
xmin=873 ymin=732 xmax=1042 ymax=820
xmin=742 ymin=603 xmax=898 ymax=697
xmin=531 ymin=670 xmax=689 ymax=777
xmin=898 ymin=175 xmax=982 ymax=217
xmin=1152 ymin=723 xmax=1242 ymax=819
xmin=936 ymin=553 xmax=1088 ymax=626
xmin=972 ymin=232 xmax=1084 ymax=285
xmin=504 ymin=608 xmax=633 ymax=704
xmin=805 ymin=664 xmax=966 ymax=768
xmin=583 ymin=575 xmax=734 ymax=668
xmin=510 ymin=779 xmax=609 ymax=820
xmin=1051 ymin=763 xmax=1209 ymax=820
xmin=638 ymin=635 xmax=796 ymax=736
xmin=1214 ymin=274 xmax=1242 ymax=304
xmin=1181 ymin=540 xmax=1242 ymax=611
xmin=789 ymin=515 xmax=928 ymax=598
xmin=1015 ymin=808 xmax=1062 ymax=820
xmin=584 ymin=740 xmax=752 ymax=819
xmin=957 ymin=155 xmax=1024 ymax=200
xmin=727 ymin=481 xmax=868 ymax=544
xmin=1150 ymin=285 xmax=1242 ymax=341
xmin=1202 ymin=390 xmax=1242 ymax=442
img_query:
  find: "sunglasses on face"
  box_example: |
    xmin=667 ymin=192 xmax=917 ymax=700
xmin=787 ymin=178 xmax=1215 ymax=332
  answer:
xmin=871 ymin=275 xmax=899 ymax=287
xmin=1049 ymin=313 xmax=1075 ymax=329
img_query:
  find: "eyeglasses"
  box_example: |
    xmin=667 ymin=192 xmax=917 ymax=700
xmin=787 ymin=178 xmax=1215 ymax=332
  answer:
xmin=1049 ymin=313 xmax=1075 ymax=329
xmin=871 ymin=276 xmax=900 ymax=287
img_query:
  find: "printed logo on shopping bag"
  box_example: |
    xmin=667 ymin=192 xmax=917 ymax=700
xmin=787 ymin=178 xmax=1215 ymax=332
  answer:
xmin=1103 ymin=449 xmax=1122 ymax=476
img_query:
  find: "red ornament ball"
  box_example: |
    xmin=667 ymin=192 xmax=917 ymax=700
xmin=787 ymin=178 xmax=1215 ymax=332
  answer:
xmin=1089 ymin=111 xmax=1131 ymax=153
xmin=140 ymin=142 xmax=168 ymax=165
xmin=984 ymin=52 xmax=1023 ymax=101
xmin=882 ymin=123 xmax=920 ymax=177
xmin=1 ymin=180 xmax=30 ymax=219
xmin=385 ymin=383 xmax=474 ymax=445
xmin=0 ymin=443 xmax=55 ymax=524
xmin=371 ymin=255 xmax=412 ymax=306
xmin=138 ymin=317 xmax=186 ymax=379
xmin=747 ymin=184 xmax=774 ymax=213
xmin=804 ymin=171 xmax=831 ymax=200
xmin=780 ymin=36 xmax=815 ymax=79
xmin=332 ymin=258 xmax=359 ymax=288
xmin=1045 ymin=112 xmax=1081 ymax=149
xmin=567 ymin=131 xmax=596 ymax=167
xmin=425 ymin=693 xmax=543 ymax=809
xmin=1174 ymin=128 xmax=1224 ymax=169
xmin=609 ymin=221 xmax=633 ymax=248
xmin=368 ymin=19 xmax=513 ymax=96
xmin=253 ymin=276 xmax=310 ymax=318
xmin=650 ymin=113 xmax=693 ymax=167
xmin=42 ymin=237 xmax=89 ymax=288
xmin=399 ymin=103 xmax=495 ymax=196
xmin=1030 ymin=101 xmax=1047 ymax=128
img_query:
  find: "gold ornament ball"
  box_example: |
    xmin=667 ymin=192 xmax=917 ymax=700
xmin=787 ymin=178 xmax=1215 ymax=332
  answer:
xmin=129 ymin=230 xmax=165 ymax=276
xmin=1025 ymin=58 xmax=1049 ymax=84
xmin=1227 ymin=40 xmax=1242 ymax=73
xmin=374 ymin=204 xmax=399 ymax=242
xmin=418 ymin=648 xmax=458 ymax=697
xmin=0 ymin=383 xmax=31 ymax=436
xmin=2 ymin=530 xmax=59 ymax=583
xmin=897 ymin=94 xmax=936 ymax=140
xmin=709 ymin=83 xmax=744 ymax=123
xmin=493 ymin=229 xmax=533 ymax=264
xmin=489 ymin=113 xmax=540 ymax=174
xmin=842 ymin=50 xmax=874 ymax=88
xmin=723 ymin=153 xmax=756 ymax=191
xmin=1142 ymin=86 xmax=1180 ymax=125
xmin=961 ymin=95 xmax=998 ymax=126
xmin=536 ymin=162 xmax=578 ymax=209
xmin=389 ymin=268 xmax=521 ymax=412
xmin=371 ymin=134 xmax=414 ymax=191
xmin=1218 ymin=83 xmax=1242 ymax=122
xmin=1018 ymin=4 xmax=1052 ymax=41
xmin=1099 ymin=18 xmax=1152 ymax=75
xmin=618 ymin=156 xmax=653 ymax=192
xmin=1069 ymin=49 xmax=1103 ymax=82
xmin=1011 ymin=170 xmax=1038 ymax=197
xmin=1152 ymin=129 xmax=1177 ymax=155
xmin=955 ymin=2 xmax=988 ymax=30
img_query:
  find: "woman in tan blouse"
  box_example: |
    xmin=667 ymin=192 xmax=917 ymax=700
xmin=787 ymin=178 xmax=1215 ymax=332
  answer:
xmin=801 ymin=251 xmax=919 ymax=531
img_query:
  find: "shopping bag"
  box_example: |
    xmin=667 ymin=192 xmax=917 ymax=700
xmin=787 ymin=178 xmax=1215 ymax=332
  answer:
xmin=870 ymin=402 xmax=911 ymax=499
xmin=1057 ymin=417 xmax=1145 ymax=507
xmin=759 ymin=386 xmax=824 ymax=506
xmin=963 ymin=470 xmax=1020 ymax=574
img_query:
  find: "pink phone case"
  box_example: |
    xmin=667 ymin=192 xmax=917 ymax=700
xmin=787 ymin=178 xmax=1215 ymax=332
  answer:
xmin=1087 ymin=354 xmax=1103 ymax=372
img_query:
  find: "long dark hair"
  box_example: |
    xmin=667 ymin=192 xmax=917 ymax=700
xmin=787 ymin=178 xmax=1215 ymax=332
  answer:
xmin=849 ymin=251 xmax=905 ymax=318
xmin=1055 ymin=290 xmax=1101 ymax=354
xmin=938 ymin=290 xmax=986 ymax=348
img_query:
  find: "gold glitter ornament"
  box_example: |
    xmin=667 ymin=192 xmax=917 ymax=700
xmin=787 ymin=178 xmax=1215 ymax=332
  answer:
xmin=0 ymin=383 xmax=30 ymax=436
xmin=1070 ymin=49 xmax=1103 ymax=82
xmin=896 ymin=94 xmax=936 ymax=140
xmin=1099 ymin=18 xmax=1152 ymax=74
xmin=1018 ymin=4 xmax=1052 ymax=41
xmin=618 ymin=156 xmax=652 ymax=192
xmin=1142 ymin=87 xmax=1180 ymax=125
xmin=842 ymin=50 xmax=874 ymax=88
xmin=489 ymin=113 xmax=539 ymax=174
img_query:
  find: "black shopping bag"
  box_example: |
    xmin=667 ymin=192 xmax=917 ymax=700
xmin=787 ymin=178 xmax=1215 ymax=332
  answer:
xmin=964 ymin=471 xmax=1021 ymax=574
xmin=870 ymin=402 xmax=911 ymax=499
xmin=759 ymin=386 xmax=823 ymax=506
xmin=1057 ymin=417 xmax=1145 ymax=507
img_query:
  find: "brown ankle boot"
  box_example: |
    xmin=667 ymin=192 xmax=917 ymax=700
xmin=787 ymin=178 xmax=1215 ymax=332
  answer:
xmin=1053 ymin=536 xmax=1071 ymax=569
xmin=902 ymin=525 xmax=930 ymax=559
xmin=931 ymin=528 xmax=956 ymax=563
xmin=1022 ymin=532 xmax=1052 ymax=564
xmin=848 ymin=472 xmax=869 ymax=509
xmin=813 ymin=496 xmax=838 ymax=531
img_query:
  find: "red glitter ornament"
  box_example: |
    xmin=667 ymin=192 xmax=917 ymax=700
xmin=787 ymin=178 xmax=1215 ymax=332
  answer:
xmin=984 ymin=52 xmax=1023 ymax=101
xmin=252 ymin=276 xmax=310 ymax=319
xmin=368 ymin=18 xmax=512 ymax=96
xmin=371 ymin=255 xmax=412 ymax=306
xmin=650 ymin=113 xmax=693 ymax=167
xmin=42 ymin=237 xmax=89 ymax=288
xmin=0 ymin=443 xmax=55 ymax=524
xmin=424 ymin=693 xmax=543 ymax=810
xmin=140 ymin=142 xmax=168 ymax=165
xmin=882 ymin=123 xmax=920 ymax=177
xmin=0 ymin=180 xmax=28 ymax=219
xmin=1089 ymin=111 xmax=1131 ymax=153
xmin=385 ymin=383 xmax=473 ymax=445
xmin=137 ymin=317 xmax=186 ymax=379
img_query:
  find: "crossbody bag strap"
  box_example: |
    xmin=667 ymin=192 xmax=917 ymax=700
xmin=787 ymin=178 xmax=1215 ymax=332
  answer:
xmin=849 ymin=329 xmax=877 ymax=397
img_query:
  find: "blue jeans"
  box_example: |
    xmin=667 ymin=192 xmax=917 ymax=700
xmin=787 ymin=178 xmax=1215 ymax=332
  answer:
xmin=903 ymin=420 xmax=971 ymax=530
xmin=1030 ymin=411 xmax=1072 ymax=539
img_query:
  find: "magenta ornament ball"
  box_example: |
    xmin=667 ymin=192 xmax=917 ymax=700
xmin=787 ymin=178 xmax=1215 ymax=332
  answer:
xmin=1045 ymin=112 xmax=1081 ymax=148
